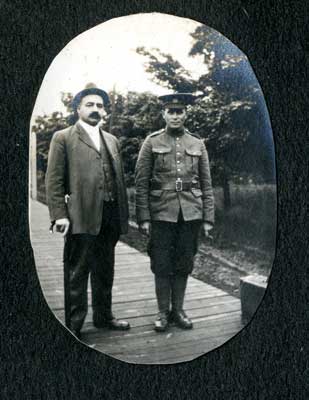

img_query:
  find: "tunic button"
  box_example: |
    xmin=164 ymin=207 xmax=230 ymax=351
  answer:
xmin=176 ymin=137 xmax=180 ymax=140
xmin=177 ymin=161 xmax=180 ymax=164
xmin=177 ymin=168 xmax=181 ymax=172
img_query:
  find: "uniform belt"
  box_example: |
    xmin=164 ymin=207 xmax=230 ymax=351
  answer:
xmin=150 ymin=179 xmax=200 ymax=192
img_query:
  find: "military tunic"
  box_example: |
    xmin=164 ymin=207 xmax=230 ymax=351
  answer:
xmin=135 ymin=127 xmax=214 ymax=276
xmin=135 ymin=127 xmax=214 ymax=224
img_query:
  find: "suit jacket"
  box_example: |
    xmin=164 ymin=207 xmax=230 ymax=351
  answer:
xmin=45 ymin=122 xmax=129 ymax=235
xmin=135 ymin=128 xmax=214 ymax=224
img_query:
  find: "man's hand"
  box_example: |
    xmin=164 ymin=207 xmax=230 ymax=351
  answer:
xmin=55 ymin=218 xmax=70 ymax=237
xmin=139 ymin=221 xmax=151 ymax=237
xmin=202 ymin=222 xmax=213 ymax=239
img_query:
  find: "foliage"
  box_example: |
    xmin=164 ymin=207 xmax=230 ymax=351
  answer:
xmin=32 ymin=24 xmax=275 ymax=203
xmin=136 ymin=25 xmax=275 ymax=189
xmin=32 ymin=111 xmax=70 ymax=178
xmin=101 ymin=91 xmax=164 ymax=186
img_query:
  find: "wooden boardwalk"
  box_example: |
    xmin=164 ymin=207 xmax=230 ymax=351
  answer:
xmin=30 ymin=199 xmax=243 ymax=364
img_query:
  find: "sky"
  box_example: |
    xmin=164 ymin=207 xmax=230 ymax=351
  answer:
xmin=32 ymin=13 xmax=210 ymax=119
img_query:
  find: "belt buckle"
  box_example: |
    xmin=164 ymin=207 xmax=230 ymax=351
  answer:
xmin=175 ymin=178 xmax=183 ymax=192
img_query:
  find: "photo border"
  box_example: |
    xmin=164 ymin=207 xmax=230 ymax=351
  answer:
xmin=1 ymin=1 xmax=307 ymax=398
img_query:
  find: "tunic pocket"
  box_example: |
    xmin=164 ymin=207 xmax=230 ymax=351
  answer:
xmin=152 ymin=147 xmax=172 ymax=172
xmin=191 ymin=188 xmax=202 ymax=198
xmin=150 ymin=190 xmax=163 ymax=198
xmin=185 ymin=148 xmax=202 ymax=172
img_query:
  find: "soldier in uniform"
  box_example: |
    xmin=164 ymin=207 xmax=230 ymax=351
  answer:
xmin=45 ymin=84 xmax=130 ymax=339
xmin=135 ymin=93 xmax=214 ymax=332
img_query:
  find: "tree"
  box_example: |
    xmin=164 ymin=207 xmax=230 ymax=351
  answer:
xmin=102 ymin=91 xmax=164 ymax=186
xmin=136 ymin=25 xmax=275 ymax=207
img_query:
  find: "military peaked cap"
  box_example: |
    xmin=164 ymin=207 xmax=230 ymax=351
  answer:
xmin=72 ymin=83 xmax=109 ymax=110
xmin=158 ymin=93 xmax=196 ymax=108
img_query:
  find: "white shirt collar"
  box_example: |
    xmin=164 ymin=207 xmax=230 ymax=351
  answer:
xmin=78 ymin=120 xmax=101 ymax=151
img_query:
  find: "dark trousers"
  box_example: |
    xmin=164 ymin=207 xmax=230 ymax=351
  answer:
xmin=63 ymin=202 xmax=120 ymax=331
xmin=148 ymin=211 xmax=202 ymax=277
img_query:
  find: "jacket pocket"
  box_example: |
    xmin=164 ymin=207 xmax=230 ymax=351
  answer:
xmin=191 ymin=188 xmax=202 ymax=198
xmin=185 ymin=148 xmax=202 ymax=172
xmin=150 ymin=190 xmax=163 ymax=198
xmin=152 ymin=147 xmax=172 ymax=171
xmin=66 ymin=192 xmax=74 ymax=216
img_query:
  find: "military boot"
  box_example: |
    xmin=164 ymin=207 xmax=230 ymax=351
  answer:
xmin=170 ymin=275 xmax=193 ymax=329
xmin=154 ymin=276 xmax=171 ymax=332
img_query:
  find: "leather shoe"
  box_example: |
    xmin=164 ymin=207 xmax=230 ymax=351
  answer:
xmin=170 ymin=310 xmax=193 ymax=329
xmin=93 ymin=316 xmax=130 ymax=330
xmin=154 ymin=312 xmax=169 ymax=332
xmin=106 ymin=318 xmax=130 ymax=330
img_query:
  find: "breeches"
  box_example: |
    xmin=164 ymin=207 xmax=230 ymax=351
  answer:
xmin=63 ymin=202 xmax=120 ymax=330
xmin=148 ymin=212 xmax=202 ymax=277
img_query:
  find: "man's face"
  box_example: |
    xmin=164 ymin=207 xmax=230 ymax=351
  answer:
xmin=77 ymin=94 xmax=105 ymax=126
xmin=162 ymin=107 xmax=187 ymax=129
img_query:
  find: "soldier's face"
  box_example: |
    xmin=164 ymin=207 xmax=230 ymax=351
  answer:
xmin=162 ymin=107 xmax=187 ymax=129
xmin=77 ymin=94 xmax=105 ymax=126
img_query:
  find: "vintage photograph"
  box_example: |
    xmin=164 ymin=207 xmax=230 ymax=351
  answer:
xmin=29 ymin=13 xmax=276 ymax=364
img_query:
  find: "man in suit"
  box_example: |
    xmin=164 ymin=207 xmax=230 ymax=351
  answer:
xmin=135 ymin=93 xmax=214 ymax=332
xmin=46 ymin=85 xmax=130 ymax=339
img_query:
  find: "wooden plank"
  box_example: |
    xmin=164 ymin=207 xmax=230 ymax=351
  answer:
xmin=30 ymin=199 xmax=242 ymax=364
xmin=39 ymin=288 xmax=226 ymax=304
xmin=44 ymin=295 xmax=240 ymax=321
xmin=52 ymin=301 xmax=241 ymax=329
xmin=82 ymin=312 xmax=242 ymax=347
xmin=93 ymin=320 xmax=242 ymax=354
xmin=53 ymin=309 xmax=242 ymax=336
xmin=41 ymin=289 xmax=230 ymax=312
xmin=40 ymin=289 xmax=235 ymax=311
xmin=97 ymin=326 xmax=241 ymax=364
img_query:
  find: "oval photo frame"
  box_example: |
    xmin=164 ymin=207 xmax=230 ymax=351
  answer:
xmin=29 ymin=12 xmax=276 ymax=364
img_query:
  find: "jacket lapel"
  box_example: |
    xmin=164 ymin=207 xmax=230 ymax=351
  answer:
xmin=76 ymin=122 xmax=101 ymax=155
xmin=99 ymin=129 xmax=121 ymax=182
xmin=99 ymin=128 xmax=116 ymax=161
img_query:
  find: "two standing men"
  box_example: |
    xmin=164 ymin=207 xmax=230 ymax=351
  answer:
xmin=46 ymin=86 xmax=214 ymax=338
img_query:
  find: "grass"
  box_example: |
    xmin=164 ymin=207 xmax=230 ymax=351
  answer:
xmin=128 ymin=184 xmax=277 ymax=251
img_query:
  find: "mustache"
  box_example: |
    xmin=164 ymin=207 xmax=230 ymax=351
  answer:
xmin=89 ymin=112 xmax=101 ymax=119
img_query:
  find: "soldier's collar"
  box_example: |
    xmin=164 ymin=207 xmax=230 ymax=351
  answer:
xmin=165 ymin=126 xmax=185 ymax=137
